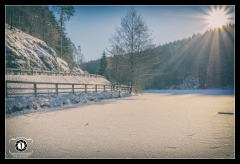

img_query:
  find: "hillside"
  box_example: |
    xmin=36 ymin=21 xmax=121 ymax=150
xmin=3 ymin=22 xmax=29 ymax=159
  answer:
xmin=5 ymin=23 xmax=111 ymax=87
xmin=5 ymin=23 xmax=70 ymax=71
xmin=5 ymin=24 xmax=113 ymax=114
xmin=147 ymin=24 xmax=235 ymax=89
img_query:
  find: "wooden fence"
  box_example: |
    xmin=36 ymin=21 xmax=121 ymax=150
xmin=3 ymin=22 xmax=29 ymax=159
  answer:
xmin=5 ymin=68 xmax=105 ymax=79
xmin=5 ymin=80 xmax=131 ymax=98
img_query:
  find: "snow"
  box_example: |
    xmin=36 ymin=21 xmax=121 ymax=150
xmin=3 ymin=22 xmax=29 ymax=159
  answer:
xmin=5 ymin=23 xmax=70 ymax=71
xmin=144 ymin=89 xmax=235 ymax=95
xmin=6 ymin=74 xmax=111 ymax=94
xmin=5 ymin=73 xmax=120 ymax=113
xmin=34 ymin=49 xmax=44 ymax=58
xmin=72 ymin=67 xmax=85 ymax=74
xmin=5 ymin=62 xmax=120 ymax=114
xmin=5 ymin=90 xmax=234 ymax=158
xmin=5 ymin=91 xmax=132 ymax=114
xmin=57 ymin=58 xmax=70 ymax=72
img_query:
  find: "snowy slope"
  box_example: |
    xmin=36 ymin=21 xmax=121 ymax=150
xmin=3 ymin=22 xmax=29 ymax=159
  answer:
xmin=5 ymin=74 xmax=111 ymax=95
xmin=5 ymin=24 xmax=132 ymax=114
xmin=5 ymin=75 xmax=110 ymax=85
xmin=5 ymin=23 xmax=75 ymax=72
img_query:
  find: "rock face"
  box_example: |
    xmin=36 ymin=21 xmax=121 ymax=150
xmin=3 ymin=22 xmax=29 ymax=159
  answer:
xmin=5 ymin=23 xmax=70 ymax=71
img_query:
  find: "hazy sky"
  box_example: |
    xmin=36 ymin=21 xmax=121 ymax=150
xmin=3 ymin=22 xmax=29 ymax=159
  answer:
xmin=52 ymin=5 xmax=235 ymax=61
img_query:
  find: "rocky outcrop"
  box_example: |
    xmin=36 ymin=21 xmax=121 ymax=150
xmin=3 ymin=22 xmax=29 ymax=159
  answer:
xmin=5 ymin=23 xmax=70 ymax=71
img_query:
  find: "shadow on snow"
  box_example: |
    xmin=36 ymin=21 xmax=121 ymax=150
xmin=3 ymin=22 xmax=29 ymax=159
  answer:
xmin=143 ymin=89 xmax=234 ymax=96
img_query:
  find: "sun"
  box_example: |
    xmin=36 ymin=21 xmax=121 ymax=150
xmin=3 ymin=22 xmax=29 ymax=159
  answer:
xmin=207 ymin=7 xmax=229 ymax=28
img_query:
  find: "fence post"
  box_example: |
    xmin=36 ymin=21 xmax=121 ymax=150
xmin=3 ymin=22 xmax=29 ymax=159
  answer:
xmin=85 ymin=84 xmax=87 ymax=93
xmin=72 ymin=84 xmax=74 ymax=94
xmin=104 ymin=85 xmax=106 ymax=92
xmin=56 ymin=84 xmax=58 ymax=95
xmin=118 ymin=86 xmax=121 ymax=97
xmin=34 ymin=83 xmax=37 ymax=97
xmin=95 ymin=85 xmax=97 ymax=93
xmin=5 ymin=81 xmax=8 ymax=98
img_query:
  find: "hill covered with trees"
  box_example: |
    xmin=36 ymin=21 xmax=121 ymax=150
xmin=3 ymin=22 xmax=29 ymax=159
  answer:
xmin=85 ymin=23 xmax=234 ymax=90
xmin=149 ymin=24 xmax=234 ymax=89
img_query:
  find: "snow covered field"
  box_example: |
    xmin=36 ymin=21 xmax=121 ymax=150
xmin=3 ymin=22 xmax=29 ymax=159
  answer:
xmin=5 ymin=90 xmax=234 ymax=158
xmin=6 ymin=74 xmax=110 ymax=86
xmin=144 ymin=89 xmax=234 ymax=95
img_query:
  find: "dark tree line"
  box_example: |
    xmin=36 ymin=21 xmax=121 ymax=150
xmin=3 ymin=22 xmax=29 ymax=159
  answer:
xmin=81 ymin=59 xmax=101 ymax=74
xmin=149 ymin=24 xmax=234 ymax=89
xmin=98 ymin=51 xmax=107 ymax=76
xmin=84 ymin=23 xmax=234 ymax=90
xmin=5 ymin=5 xmax=78 ymax=70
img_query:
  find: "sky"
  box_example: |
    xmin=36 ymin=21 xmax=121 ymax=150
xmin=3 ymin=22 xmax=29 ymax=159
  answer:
xmin=51 ymin=5 xmax=235 ymax=62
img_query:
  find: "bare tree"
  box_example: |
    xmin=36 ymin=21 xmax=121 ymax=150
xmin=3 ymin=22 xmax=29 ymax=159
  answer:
xmin=107 ymin=45 xmax=125 ymax=84
xmin=76 ymin=45 xmax=86 ymax=68
xmin=109 ymin=7 xmax=162 ymax=93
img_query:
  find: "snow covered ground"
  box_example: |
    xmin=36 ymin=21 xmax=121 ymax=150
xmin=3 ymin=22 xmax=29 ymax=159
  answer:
xmin=6 ymin=74 xmax=111 ymax=95
xmin=5 ymin=74 xmax=117 ymax=113
xmin=5 ymin=91 xmax=131 ymax=114
xmin=5 ymin=90 xmax=234 ymax=158
xmin=6 ymin=75 xmax=110 ymax=85
xmin=144 ymin=89 xmax=235 ymax=95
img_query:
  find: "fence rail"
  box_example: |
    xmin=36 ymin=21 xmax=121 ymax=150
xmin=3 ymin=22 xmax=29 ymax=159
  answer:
xmin=5 ymin=80 xmax=131 ymax=98
xmin=5 ymin=68 xmax=105 ymax=79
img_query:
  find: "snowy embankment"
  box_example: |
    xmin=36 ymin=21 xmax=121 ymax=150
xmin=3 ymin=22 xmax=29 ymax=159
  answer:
xmin=5 ymin=91 xmax=132 ymax=114
xmin=5 ymin=23 xmax=73 ymax=72
xmin=5 ymin=74 xmax=130 ymax=114
xmin=6 ymin=74 xmax=111 ymax=95
xmin=6 ymin=74 xmax=110 ymax=84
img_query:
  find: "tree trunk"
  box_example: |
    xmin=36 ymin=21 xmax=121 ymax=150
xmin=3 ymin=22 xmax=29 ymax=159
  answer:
xmin=60 ymin=7 xmax=63 ymax=58
xmin=10 ymin=6 xmax=14 ymax=29
xmin=130 ymin=16 xmax=134 ymax=94
xmin=18 ymin=8 xmax=20 ymax=22
xmin=42 ymin=30 xmax=44 ymax=41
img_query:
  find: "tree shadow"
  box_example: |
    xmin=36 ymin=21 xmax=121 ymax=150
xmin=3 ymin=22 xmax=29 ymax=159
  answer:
xmin=143 ymin=89 xmax=234 ymax=96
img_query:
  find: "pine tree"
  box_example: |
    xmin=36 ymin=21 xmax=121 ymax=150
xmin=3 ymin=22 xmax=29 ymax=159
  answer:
xmin=53 ymin=5 xmax=75 ymax=58
xmin=98 ymin=51 xmax=107 ymax=76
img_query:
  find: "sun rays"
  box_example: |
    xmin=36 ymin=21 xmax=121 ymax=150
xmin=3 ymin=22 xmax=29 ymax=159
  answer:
xmin=207 ymin=8 xmax=228 ymax=28
xmin=205 ymin=6 xmax=234 ymax=29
